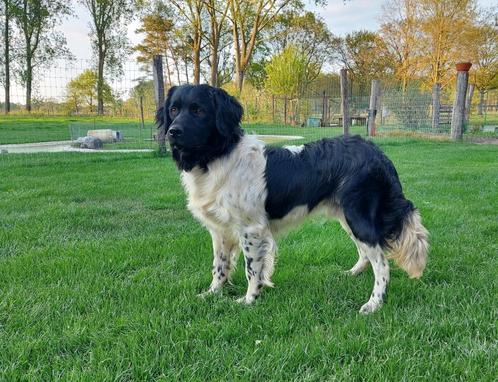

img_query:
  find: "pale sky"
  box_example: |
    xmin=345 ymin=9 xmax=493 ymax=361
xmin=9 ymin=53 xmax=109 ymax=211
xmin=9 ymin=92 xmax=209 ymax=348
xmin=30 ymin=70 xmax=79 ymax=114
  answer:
xmin=62 ymin=0 xmax=498 ymax=60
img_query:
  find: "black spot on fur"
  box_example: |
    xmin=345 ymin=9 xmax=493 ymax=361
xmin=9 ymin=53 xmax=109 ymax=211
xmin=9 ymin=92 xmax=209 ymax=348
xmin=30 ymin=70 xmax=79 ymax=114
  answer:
xmin=245 ymin=247 xmax=249 ymax=252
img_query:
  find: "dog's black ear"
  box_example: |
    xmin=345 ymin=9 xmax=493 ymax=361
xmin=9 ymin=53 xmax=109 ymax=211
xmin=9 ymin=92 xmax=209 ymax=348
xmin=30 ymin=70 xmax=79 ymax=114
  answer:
xmin=212 ymin=87 xmax=243 ymax=137
xmin=156 ymin=86 xmax=178 ymax=132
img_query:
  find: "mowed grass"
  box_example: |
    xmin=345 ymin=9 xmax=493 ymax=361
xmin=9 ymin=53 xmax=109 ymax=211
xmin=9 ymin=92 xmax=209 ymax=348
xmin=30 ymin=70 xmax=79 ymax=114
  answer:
xmin=1 ymin=139 xmax=497 ymax=380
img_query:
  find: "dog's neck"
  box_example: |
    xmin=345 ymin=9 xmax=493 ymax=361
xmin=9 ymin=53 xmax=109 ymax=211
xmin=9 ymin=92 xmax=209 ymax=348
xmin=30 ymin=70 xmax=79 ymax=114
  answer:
xmin=172 ymin=130 xmax=244 ymax=172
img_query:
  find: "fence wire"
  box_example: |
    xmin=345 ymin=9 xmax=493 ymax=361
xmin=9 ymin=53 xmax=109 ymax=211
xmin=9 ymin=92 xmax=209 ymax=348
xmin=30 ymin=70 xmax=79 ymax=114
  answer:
xmin=1 ymin=58 xmax=497 ymax=166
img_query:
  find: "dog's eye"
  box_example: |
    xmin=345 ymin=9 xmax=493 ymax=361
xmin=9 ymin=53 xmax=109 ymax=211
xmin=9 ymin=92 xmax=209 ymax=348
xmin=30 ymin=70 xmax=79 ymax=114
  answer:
xmin=191 ymin=105 xmax=202 ymax=116
xmin=170 ymin=106 xmax=178 ymax=114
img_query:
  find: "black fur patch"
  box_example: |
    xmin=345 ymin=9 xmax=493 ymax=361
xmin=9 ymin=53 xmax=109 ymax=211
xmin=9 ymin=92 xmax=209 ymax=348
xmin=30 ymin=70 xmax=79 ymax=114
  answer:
xmin=264 ymin=136 xmax=414 ymax=247
xmin=156 ymin=84 xmax=243 ymax=171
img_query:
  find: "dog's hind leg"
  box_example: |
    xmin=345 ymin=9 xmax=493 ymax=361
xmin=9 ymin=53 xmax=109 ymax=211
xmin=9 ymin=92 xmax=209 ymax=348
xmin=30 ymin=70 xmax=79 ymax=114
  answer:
xmin=198 ymin=230 xmax=239 ymax=297
xmin=357 ymin=242 xmax=390 ymax=314
xmin=346 ymin=242 xmax=370 ymax=276
xmin=236 ymin=227 xmax=276 ymax=304
xmin=337 ymin=217 xmax=370 ymax=276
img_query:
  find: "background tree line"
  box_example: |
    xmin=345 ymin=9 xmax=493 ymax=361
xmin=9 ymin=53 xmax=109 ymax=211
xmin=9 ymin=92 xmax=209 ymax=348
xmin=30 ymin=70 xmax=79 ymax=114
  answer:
xmin=1 ymin=0 xmax=497 ymax=116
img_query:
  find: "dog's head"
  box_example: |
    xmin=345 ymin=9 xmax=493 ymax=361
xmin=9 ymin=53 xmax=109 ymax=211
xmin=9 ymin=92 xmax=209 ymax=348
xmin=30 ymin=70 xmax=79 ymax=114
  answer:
xmin=156 ymin=84 xmax=244 ymax=171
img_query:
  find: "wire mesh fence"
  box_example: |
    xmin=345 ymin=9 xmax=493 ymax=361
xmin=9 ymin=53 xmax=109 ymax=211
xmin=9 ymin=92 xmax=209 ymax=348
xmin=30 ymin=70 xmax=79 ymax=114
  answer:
xmin=1 ymin=57 xmax=497 ymax=167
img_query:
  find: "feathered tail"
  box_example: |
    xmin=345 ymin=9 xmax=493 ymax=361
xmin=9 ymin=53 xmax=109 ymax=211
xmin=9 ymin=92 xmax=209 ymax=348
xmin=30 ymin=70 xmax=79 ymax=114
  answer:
xmin=388 ymin=209 xmax=429 ymax=279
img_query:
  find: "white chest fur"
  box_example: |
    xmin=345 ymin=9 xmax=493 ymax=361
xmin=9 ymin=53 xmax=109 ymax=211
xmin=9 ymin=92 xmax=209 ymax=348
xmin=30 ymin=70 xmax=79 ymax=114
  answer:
xmin=181 ymin=135 xmax=269 ymax=235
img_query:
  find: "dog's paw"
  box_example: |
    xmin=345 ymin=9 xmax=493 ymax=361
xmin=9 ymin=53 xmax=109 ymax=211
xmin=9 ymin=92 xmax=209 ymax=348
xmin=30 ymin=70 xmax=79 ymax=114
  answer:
xmin=359 ymin=300 xmax=381 ymax=315
xmin=236 ymin=295 xmax=256 ymax=305
xmin=197 ymin=288 xmax=220 ymax=299
xmin=344 ymin=268 xmax=361 ymax=277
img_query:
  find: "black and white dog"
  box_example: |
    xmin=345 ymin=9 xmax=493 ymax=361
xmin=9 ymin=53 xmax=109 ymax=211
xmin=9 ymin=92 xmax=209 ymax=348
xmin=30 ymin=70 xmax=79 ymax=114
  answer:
xmin=157 ymin=84 xmax=429 ymax=314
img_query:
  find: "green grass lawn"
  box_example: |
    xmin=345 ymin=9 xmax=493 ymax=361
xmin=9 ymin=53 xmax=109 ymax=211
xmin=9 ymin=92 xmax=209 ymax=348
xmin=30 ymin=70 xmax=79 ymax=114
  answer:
xmin=1 ymin=139 xmax=497 ymax=380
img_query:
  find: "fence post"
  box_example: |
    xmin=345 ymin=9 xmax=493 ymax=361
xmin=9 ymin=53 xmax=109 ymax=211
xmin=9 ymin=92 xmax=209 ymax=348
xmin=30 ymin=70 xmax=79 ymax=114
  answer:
xmin=340 ymin=68 xmax=350 ymax=136
xmin=477 ymin=89 xmax=484 ymax=115
xmin=153 ymin=55 xmax=166 ymax=154
xmin=432 ymin=83 xmax=441 ymax=130
xmin=451 ymin=62 xmax=471 ymax=140
xmin=272 ymin=94 xmax=275 ymax=123
xmin=465 ymin=83 xmax=475 ymax=124
xmin=368 ymin=80 xmax=380 ymax=136
xmin=284 ymin=96 xmax=288 ymax=125
xmin=321 ymin=91 xmax=329 ymax=127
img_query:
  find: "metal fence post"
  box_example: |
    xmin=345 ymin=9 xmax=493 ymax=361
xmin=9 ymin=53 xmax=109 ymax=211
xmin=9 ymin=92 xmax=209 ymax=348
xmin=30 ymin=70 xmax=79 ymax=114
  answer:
xmin=368 ymin=80 xmax=380 ymax=136
xmin=340 ymin=68 xmax=350 ymax=136
xmin=432 ymin=83 xmax=441 ymax=130
xmin=153 ymin=55 xmax=166 ymax=154
xmin=451 ymin=62 xmax=471 ymax=140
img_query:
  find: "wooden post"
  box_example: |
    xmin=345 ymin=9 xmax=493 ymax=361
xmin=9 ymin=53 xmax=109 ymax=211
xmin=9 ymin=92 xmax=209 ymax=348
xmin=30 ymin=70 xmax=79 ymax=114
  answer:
xmin=464 ymin=83 xmax=475 ymax=124
xmin=477 ymin=89 xmax=484 ymax=115
xmin=451 ymin=63 xmax=471 ymax=140
xmin=432 ymin=83 xmax=441 ymax=130
xmin=321 ymin=91 xmax=326 ymax=127
xmin=340 ymin=68 xmax=350 ymax=136
xmin=153 ymin=55 xmax=166 ymax=154
xmin=368 ymin=80 xmax=380 ymax=136
xmin=284 ymin=96 xmax=288 ymax=125
xmin=139 ymin=95 xmax=145 ymax=147
xmin=272 ymin=94 xmax=275 ymax=123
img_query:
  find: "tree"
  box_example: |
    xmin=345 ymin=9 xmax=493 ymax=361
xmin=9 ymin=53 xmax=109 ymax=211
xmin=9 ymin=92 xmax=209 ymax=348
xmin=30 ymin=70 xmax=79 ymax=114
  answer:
xmin=229 ymin=0 xmax=299 ymax=93
xmin=66 ymin=69 xmax=114 ymax=114
xmin=204 ymin=0 xmax=230 ymax=86
xmin=417 ymin=0 xmax=477 ymax=88
xmin=10 ymin=0 xmax=72 ymax=112
xmin=134 ymin=12 xmax=174 ymax=85
xmin=467 ymin=9 xmax=498 ymax=115
xmin=379 ymin=0 xmax=420 ymax=91
xmin=80 ymin=0 xmax=135 ymax=115
xmin=265 ymin=45 xmax=317 ymax=98
xmin=1 ymin=0 xmax=13 ymax=113
xmin=170 ymin=0 xmax=204 ymax=84
xmin=338 ymin=31 xmax=392 ymax=95
xmin=271 ymin=11 xmax=338 ymax=77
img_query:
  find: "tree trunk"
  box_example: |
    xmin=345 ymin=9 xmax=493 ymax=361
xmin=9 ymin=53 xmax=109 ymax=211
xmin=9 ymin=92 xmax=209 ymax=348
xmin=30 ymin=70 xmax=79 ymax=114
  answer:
xmin=184 ymin=60 xmax=189 ymax=84
xmin=236 ymin=70 xmax=244 ymax=94
xmin=164 ymin=52 xmax=172 ymax=87
xmin=192 ymin=46 xmax=200 ymax=85
xmin=25 ymin=55 xmax=32 ymax=112
xmin=210 ymin=38 xmax=219 ymax=87
xmin=4 ymin=0 xmax=10 ymax=114
xmin=97 ymin=44 xmax=105 ymax=115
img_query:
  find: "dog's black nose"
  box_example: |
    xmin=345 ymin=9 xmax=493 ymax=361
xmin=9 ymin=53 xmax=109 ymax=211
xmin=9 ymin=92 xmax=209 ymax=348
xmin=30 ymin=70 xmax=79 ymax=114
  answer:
xmin=168 ymin=126 xmax=182 ymax=138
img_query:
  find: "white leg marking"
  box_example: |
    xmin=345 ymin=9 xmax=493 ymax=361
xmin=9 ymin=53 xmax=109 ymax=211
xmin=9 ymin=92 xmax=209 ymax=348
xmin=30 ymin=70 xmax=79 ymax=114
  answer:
xmin=338 ymin=218 xmax=370 ymax=276
xmin=358 ymin=243 xmax=390 ymax=314
xmin=236 ymin=228 xmax=276 ymax=304
xmin=198 ymin=230 xmax=238 ymax=297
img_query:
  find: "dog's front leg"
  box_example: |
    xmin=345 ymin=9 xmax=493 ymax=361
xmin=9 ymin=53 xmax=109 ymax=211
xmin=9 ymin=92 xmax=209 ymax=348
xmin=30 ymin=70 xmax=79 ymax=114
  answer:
xmin=236 ymin=227 xmax=276 ymax=304
xmin=198 ymin=230 xmax=238 ymax=297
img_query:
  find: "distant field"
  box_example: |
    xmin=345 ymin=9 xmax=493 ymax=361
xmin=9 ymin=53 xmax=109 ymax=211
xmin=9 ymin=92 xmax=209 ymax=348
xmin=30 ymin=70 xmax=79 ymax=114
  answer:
xmin=1 ymin=113 xmax=496 ymax=146
xmin=0 ymin=140 xmax=497 ymax=380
